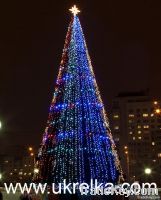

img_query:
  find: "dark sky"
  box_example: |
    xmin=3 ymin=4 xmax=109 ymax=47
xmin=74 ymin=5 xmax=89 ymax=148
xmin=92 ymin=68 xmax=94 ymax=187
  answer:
xmin=0 ymin=0 xmax=161 ymax=153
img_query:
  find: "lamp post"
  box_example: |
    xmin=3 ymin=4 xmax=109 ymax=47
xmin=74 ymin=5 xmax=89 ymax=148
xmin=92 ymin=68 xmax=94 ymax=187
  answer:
xmin=28 ymin=146 xmax=35 ymax=166
xmin=0 ymin=173 xmax=2 ymax=181
xmin=124 ymin=146 xmax=130 ymax=180
xmin=0 ymin=121 xmax=2 ymax=129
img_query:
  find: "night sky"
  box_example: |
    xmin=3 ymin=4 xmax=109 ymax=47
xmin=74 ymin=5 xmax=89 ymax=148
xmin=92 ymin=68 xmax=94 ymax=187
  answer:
xmin=0 ymin=0 xmax=161 ymax=154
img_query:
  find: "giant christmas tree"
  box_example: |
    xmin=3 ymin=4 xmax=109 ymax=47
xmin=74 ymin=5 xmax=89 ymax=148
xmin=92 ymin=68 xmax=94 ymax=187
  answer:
xmin=34 ymin=5 xmax=123 ymax=185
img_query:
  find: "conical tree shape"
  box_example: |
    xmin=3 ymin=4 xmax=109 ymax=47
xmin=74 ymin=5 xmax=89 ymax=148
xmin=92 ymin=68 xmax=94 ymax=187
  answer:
xmin=34 ymin=11 xmax=123 ymax=185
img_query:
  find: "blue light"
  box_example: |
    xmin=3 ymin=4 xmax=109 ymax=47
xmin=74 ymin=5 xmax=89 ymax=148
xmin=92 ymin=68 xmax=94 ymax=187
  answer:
xmin=37 ymin=15 xmax=122 ymax=185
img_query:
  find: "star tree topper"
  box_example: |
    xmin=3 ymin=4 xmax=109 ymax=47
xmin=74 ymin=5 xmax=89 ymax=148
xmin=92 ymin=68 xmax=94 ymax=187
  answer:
xmin=69 ymin=5 xmax=80 ymax=16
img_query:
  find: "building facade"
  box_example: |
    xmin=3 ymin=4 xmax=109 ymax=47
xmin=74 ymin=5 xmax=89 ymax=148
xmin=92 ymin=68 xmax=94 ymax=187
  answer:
xmin=0 ymin=146 xmax=35 ymax=183
xmin=110 ymin=91 xmax=161 ymax=186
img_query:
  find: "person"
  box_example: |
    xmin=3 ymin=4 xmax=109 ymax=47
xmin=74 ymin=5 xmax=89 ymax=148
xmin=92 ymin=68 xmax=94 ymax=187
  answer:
xmin=19 ymin=191 xmax=32 ymax=200
xmin=0 ymin=190 xmax=3 ymax=200
xmin=29 ymin=189 xmax=41 ymax=200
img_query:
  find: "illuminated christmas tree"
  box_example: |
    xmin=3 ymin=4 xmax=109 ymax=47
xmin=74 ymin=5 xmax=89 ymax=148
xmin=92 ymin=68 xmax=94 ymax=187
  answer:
xmin=34 ymin=5 xmax=123 ymax=185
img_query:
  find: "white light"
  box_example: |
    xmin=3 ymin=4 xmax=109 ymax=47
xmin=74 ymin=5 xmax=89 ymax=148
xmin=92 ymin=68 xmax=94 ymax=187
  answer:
xmin=114 ymin=126 xmax=119 ymax=130
xmin=34 ymin=168 xmax=39 ymax=174
xmin=143 ymin=125 xmax=149 ymax=129
xmin=143 ymin=113 xmax=148 ymax=117
xmin=113 ymin=114 xmax=119 ymax=119
xmin=154 ymin=101 xmax=158 ymax=105
xmin=0 ymin=173 xmax=2 ymax=180
xmin=0 ymin=121 xmax=2 ymax=129
xmin=69 ymin=5 xmax=80 ymax=16
xmin=144 ymin=168 xmax=151 ymax=175
xmin=129 ymin=114 xmax=134 ymax=118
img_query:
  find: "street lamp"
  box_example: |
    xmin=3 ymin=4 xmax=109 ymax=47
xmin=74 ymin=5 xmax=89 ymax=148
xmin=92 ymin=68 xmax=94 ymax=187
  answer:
xmin=124 ymin=146 xmax=130 ymax=180
xmin=154 ymin=101 xmax=158 ymax=105
xmin=155 ymin=109 xmax=161 ymax=114
xmin=30 ymin=153 xmax=34 ymax=157
xmin=28 ymin=147 xmax=33 ymax=151
xmin=28 ymin=146 xmax=35 ymax=166
xmin=144 ymin=168 xmax=152 ymax=175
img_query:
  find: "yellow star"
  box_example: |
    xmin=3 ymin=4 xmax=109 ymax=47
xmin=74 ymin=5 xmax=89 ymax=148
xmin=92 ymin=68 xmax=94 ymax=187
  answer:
xmin=69 ymin=5 xmax=80 ymax=16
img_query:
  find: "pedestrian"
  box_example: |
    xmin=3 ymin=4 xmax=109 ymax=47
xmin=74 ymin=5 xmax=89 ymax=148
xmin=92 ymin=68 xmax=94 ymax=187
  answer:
xmin=0 ymin=190 xmax=3 ymax=200
xmin=19 ymin=191 xmax=32 ymax=200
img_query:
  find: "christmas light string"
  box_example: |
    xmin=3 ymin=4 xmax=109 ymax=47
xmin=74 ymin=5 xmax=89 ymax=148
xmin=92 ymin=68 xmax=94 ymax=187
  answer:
xmin=34 ymin=10 xmax=123 ymax=185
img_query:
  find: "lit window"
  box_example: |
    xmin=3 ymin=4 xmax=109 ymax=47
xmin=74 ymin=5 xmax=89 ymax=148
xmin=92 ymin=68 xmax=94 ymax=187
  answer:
xmin=115 ymin=137 xmax=119 ymax=142
xmin=129 ymin=131 xmax=133 ymax=135
xmin=151 ymin=113 xmax=154 ymax=117
xmin=158 ymin=153 xmax=161 ymax=158
xmin=138 ymin=131 xmax=141 ymax=134
xmin=113 ymin=115 xmax=119 ymax=119
xmin=129 ymin=114 xmax=134 ymax=118
xmin=143 ymin=114 xmax=148 ymax=117
xmin=138 ymin=137 xmax=142 ymax=140
xmin=152 ymin=142 xmax=155 ymax=146
xmin=114 ymin=126 xmax=119 ymax=130
xmin=154 ymin=101 xmax=158 ymax=105
xmin=133 ymin=137 xmax=136 ymax=140
xmin=143 ymin=125 xmax=149 ymax=129
xmin=137 ymin=125 xmax=141 ymax=129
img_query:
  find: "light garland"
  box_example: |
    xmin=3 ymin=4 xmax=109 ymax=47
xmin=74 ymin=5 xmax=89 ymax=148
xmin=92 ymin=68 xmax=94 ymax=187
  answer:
xmin=33 ymin=7 xmax=123 ymax=185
